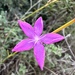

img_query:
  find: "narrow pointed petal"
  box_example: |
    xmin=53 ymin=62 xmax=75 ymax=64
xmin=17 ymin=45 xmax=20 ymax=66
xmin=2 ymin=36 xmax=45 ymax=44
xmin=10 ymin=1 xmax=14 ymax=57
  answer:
xmin=34 ymin=17 xmax=43 ymax=35
xmin=34 ymin=43 xmax=45 ymax=70
xmin=41 ymin=33 xmax=64 ymax=44
xmin=18 ymin=20 xmax=35 ymax=38
xmin=12 ymin=39 xmax=34 ymax=52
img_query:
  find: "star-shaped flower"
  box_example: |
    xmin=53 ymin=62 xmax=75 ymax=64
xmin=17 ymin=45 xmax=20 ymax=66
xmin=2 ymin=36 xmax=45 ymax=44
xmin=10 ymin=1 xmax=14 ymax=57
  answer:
xmin=12 ymin=17 xmax=64 ymax=70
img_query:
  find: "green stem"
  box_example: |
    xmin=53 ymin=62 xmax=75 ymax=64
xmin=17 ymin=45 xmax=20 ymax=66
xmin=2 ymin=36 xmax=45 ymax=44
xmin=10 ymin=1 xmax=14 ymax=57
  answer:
xmin=21 ymin=0 xmax=58 ymax=20
xmin=2 ymin=52 xmax=17 ymax=63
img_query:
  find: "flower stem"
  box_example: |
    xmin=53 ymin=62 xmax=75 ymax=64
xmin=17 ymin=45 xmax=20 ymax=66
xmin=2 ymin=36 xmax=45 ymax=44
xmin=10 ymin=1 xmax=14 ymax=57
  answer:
xmin=2 ymin=52 xmax=17 ymax=63
xmin=53 ymin=18 xmax=75 ymax=33
xmin=21 ymin=0 xmax=58 ymax=20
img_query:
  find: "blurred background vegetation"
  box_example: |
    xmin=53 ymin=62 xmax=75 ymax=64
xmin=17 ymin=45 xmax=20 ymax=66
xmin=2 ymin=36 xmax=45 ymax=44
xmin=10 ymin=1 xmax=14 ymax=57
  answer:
xmin=0 ymin=0 xmax=75 ymax=75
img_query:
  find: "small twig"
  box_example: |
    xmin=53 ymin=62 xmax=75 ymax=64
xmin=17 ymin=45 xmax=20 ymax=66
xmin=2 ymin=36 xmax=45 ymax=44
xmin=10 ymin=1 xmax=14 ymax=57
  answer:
xmin=21 ymin=0 xmax=42 ymax=19
xmin=26 ymin=60 xmax=36 ymax=75
xmin=53 ymin=18 xmax=75 ymax=33
xmin=21 ymin=0 xmax=58 ymax=20
xmin=44 ymin=66 xmax=58 ymax=75
xmin=62 ymin=29 xmax=75 ymax=59
xmin=30 ymin=0 xmax=32 ymax=7
xmin=0 ymin=64 xmax=6 ymax=73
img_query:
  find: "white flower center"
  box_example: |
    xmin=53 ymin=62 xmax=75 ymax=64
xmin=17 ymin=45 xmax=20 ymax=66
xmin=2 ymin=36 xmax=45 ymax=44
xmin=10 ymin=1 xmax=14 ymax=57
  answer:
xmin=34 ymin=35 xmax=40 ymax=44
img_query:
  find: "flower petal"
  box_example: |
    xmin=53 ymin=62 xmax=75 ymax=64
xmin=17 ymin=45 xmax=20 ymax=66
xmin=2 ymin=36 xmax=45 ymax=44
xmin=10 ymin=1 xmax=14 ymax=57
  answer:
xmin=18 ymin=20 xmax=35 ymax=38
xmin=34 ymin=17 xmax=43 ymax=35
xmin=41 ymin=33 xmax=64 ymax=44
xmin=34 ymin=43 xmax=45 ymax=70
xmin=12 ymin=39 xmax=34 ymax=52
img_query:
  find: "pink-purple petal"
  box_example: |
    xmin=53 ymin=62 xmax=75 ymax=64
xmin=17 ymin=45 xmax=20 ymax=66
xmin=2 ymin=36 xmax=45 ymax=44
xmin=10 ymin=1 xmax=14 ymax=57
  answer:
xmin=12 ymin=39 xmax=34 ymax=52
xmin=34 ymin=43 xmax=45 ymax=70
xmin=41 ymin=33 xmax=64 ymax=44
xmin=18 ymin=20 xmax=35 ymax=38
xmin=34 ymin=17 xmax=43 ymax=35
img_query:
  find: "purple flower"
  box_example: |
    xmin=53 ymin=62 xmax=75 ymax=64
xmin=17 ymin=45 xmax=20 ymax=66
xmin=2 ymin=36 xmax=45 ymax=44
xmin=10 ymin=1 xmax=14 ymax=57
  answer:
xmin=12 ymin=17 xmax=64 ymax=70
